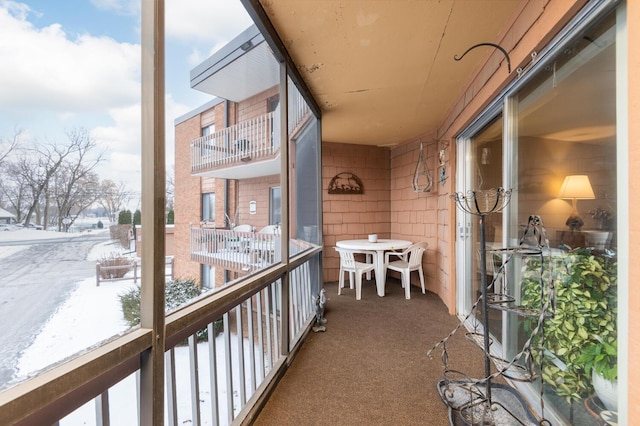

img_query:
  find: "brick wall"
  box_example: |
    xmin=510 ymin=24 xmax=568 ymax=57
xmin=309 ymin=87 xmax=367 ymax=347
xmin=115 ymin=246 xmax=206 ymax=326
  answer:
xmin=237 ymin=175 xmax=281 ymax=229
xmin=174 ymin=114 xmax=204 ymax=281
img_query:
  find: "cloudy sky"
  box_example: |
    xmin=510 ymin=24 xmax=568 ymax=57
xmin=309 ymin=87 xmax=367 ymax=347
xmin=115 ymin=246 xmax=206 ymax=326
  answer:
xmin=0 ymin=0 xmax=253 ymax=204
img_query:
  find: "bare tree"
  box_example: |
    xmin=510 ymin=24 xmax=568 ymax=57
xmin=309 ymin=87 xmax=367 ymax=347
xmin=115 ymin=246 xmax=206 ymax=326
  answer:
xmin=0 ymin=128 xmax=22 ymax=166
xmin=47 ymin=129 xmax=104 ymax=230
xmin=16 ymin=128 xmax=103 ymax=228
xmin=52 ymin=168 xmax=102 ymax=231
xmin=99 ymin=180 xmax=130 ymax=223
xmin=166 ymin=165 xmax=175 ymax=212
xmin=0 ymin=163 xmax=30 ymax=222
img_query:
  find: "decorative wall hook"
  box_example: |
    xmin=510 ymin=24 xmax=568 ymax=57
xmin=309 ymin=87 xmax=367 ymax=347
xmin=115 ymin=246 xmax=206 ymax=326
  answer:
xmin=454 ymin=42 xmax=511 ymax=74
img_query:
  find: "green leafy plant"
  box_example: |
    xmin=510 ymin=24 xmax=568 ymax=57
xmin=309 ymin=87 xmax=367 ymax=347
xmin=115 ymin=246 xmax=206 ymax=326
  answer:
xmin=119 ymin=279 xmax=222 ymax=342
xmin=521 ymin=249 xmax=617 ymax=402
xmin=578 ymin=338 xmax=617 ymax=382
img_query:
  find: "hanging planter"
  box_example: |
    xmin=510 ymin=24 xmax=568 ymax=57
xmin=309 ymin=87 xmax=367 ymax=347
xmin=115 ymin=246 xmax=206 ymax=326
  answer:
xmin=412 ymin=142 xmax=433 ymax=192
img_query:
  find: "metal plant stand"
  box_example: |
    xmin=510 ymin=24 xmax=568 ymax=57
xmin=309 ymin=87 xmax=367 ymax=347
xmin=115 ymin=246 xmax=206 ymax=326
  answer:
xmin=429 ymin=188 xmax=554 ymax=425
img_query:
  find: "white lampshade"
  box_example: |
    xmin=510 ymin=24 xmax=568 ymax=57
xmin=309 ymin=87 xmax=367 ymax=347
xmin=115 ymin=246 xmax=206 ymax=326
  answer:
xmin=558 ymin=175 xmax=595 ymax=200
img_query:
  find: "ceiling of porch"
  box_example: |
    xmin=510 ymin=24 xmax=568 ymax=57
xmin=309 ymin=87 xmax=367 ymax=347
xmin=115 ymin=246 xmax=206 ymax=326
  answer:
xmin=253 ymin=0 xmax=523 ymax=147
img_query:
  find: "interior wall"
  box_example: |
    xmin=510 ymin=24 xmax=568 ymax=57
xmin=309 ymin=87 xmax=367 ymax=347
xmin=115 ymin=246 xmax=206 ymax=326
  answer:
xmin=321 ymin=142 xmax=391 ymax=283
xmin=517 ymin=137 xmax=617 ymax=245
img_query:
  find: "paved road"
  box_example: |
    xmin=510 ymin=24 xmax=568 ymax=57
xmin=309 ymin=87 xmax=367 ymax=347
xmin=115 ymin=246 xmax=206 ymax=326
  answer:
xmin=0 ymin=233 xmax=109 ymax=389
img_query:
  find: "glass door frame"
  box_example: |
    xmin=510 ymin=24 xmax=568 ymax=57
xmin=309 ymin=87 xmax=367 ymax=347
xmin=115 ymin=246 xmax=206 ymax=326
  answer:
xmin=454 ymin=1 xmax=624 ymax=423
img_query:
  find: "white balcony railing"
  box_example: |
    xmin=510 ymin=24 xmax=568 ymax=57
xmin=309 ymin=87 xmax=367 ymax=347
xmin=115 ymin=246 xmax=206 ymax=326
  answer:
xmin=191 ymin=226 xmax=314 ymax=274
xmin=191 ymin=112 xmax=277 ymax=174
xmin=191 ymin=227 xmax=281 ymax=272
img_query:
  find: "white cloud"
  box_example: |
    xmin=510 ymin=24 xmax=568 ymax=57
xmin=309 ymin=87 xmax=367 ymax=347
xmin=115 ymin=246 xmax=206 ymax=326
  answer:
xmin=90 ymin=94 xmax=194 ymax=196
xmin=0 ymin=3 xmax=140 ymax=119
xmin=90 ymin=0 xmax=139 ymax=16
xmin=165 ymin=0 xmax=253 ymax=45
xmin=0 ymin=0 xmax=254 ymax=203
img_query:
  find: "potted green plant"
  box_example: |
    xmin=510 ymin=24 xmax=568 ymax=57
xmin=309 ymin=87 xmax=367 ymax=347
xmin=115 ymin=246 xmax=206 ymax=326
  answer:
xmin=520 ymin=249 xmax=617 ymax=403
xmin=577 ymin=337 xmax=618 ymax=411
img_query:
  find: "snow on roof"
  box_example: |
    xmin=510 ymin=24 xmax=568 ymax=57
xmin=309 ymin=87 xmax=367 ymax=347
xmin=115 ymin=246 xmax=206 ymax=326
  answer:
xmin=0 ymin=207 xmax=16 ymax=218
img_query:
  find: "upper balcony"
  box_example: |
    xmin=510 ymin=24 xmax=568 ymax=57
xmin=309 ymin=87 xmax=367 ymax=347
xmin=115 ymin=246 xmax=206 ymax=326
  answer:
xmin=191 ymin=111 xmax=280 ymax=179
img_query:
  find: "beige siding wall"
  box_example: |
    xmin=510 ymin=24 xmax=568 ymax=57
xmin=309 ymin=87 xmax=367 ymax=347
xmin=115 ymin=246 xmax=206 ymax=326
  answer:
xmin=322 ymin=142 xmax=390 ymax=282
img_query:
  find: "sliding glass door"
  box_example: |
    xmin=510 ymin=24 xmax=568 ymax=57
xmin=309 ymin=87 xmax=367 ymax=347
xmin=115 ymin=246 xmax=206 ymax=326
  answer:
xmin=456 ymin=5 xmax=619 ymax=424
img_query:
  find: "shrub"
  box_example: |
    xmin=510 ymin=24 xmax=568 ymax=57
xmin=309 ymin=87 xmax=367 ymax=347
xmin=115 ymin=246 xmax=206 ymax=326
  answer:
xmin=133 ymin=209 xmax=141 ymax=226
xmin=119 ymin=279 xmax=221 ymax=341
xmin=97 ymin=220 xmax=104 ymax=229
xmin=98 ymin=254 xmax=134 ymax=279
xmin=166 ymin=209 xmax=174 ymax=224
xmin=120 ymin=285 xmax=141 ymax=325
xmin=109 ymin=224 xmax=132 ymax=249
xmin=119 ymin=210 xmax=132 ymax=225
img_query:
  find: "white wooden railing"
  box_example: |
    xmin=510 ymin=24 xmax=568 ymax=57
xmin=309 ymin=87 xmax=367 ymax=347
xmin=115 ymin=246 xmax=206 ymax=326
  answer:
xmin=191 ymin=227 xmax=282 ymax=272
xmin=191 ymin=112 xmax=277 ymax=173
xmin=288 ymin=80 xmax=311 ymax=136
xmin=190 ymin=226 xmax=314 ymax=274
xmin=191 ymin=87 xmax=312 ymax=175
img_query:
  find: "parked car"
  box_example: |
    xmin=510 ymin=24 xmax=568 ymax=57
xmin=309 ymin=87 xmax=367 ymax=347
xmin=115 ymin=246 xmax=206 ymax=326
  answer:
xmin=0 ymin=224 xmax=18 ymax=231
xmin=22 ymin=223 xmax=44 ymax=230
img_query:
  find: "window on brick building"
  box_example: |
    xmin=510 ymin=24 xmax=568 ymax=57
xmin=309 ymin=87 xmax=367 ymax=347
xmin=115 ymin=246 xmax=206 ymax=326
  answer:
xmin=269 ymin=187 xmax=280 ymax=225
xmin=202 ymin=192 xmax=215 ymax=222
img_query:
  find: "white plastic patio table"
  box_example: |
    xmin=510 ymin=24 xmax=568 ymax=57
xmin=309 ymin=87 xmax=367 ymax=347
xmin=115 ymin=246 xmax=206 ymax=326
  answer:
xmin=335 ymin=239 xmax=412 ymax=297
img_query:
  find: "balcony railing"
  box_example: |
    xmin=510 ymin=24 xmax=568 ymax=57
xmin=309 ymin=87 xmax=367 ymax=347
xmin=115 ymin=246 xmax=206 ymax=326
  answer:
xmin=0 ymin=248 xmax=321 ymax=425
xmin=191 ymin=227 xmax=282 ymax=272
xmin=191 ymin=112 xmax=278 ymax=174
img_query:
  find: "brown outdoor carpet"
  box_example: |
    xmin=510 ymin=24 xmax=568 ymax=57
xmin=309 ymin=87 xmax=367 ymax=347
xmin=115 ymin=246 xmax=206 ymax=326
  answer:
xmin=254 ymin=278 xmax=486 ymax=426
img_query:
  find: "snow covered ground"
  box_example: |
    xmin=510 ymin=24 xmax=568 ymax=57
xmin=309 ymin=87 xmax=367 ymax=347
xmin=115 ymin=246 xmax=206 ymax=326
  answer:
xmin=7 ymin=231 xmax=255 ymax=425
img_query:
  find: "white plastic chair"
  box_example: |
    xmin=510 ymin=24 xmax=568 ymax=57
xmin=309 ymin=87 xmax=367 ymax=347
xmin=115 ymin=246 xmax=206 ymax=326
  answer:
xmin=253 ymin=225 xmax=281 ymax=262
xmin=385 ymin=242 xmax=427 ymax=299
xmin=232 ymin=224 xmax=252 ymax=233
xmin=335 ymin=247 xmax=375 ymax=300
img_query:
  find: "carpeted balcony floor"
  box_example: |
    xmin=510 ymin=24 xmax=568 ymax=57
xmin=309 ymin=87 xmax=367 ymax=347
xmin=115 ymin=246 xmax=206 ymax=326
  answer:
xmin=254 ymin=277 xmax=487 ymax=425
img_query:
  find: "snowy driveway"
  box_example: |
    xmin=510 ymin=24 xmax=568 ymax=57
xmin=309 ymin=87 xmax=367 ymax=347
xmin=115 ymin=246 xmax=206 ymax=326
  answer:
xmin=0 ymin=231 xmax=109 ymax=389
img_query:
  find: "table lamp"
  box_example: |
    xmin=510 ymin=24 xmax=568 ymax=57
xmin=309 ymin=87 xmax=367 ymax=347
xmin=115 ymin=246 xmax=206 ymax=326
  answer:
xmin=558 ymin=174 xmax=595 ymax=231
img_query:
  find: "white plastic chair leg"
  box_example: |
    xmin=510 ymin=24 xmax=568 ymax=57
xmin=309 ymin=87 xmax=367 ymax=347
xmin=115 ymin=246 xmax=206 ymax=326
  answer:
xmin=419 ymin=268 xmax=426 ymax=294
xmin=365 ymin=253 xmax=372 ymax=280
xmin=338 ymin=268 xmax=345 ymax=295
xmin=402 ymin=270 xmax=411 ymax=299
xmin=356 ymin=273 xmax=363 ymax=300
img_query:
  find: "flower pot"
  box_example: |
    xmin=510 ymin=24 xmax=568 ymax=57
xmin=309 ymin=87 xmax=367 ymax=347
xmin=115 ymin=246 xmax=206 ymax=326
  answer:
xmin=592 ymin=370 xmax=617 ymax=412
xmin=583 ymin=230 xmax=610 ymax=250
